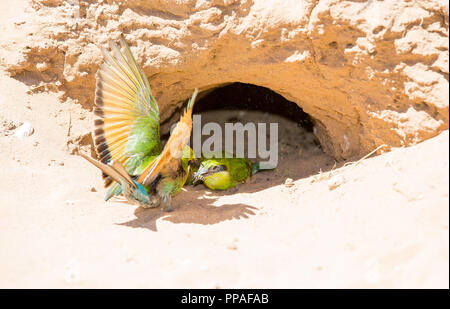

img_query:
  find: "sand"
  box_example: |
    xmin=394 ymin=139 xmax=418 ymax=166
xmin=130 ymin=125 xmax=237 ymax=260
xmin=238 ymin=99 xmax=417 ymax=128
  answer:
xmin=0 ymin=0 xmax=448 ymax=288
xmin=0 ymin=70 xmax=448 ymax=288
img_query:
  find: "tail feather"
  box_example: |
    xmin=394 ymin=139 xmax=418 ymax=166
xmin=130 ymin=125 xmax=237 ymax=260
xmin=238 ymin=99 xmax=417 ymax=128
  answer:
xmin=110 ymin=159 xmax=134 ymax=185
xmin=79 ymin=152 xmax=136 ymax=190
xmin=105 ymin=182 xmax=122 ymax=201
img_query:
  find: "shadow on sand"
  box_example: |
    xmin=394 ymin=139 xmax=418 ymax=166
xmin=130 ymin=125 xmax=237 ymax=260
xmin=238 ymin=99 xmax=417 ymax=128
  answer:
xmin=117 ymin=148 xmax=338 ymax=231
xmin=118 ymin=187 xmax=258 ymax=232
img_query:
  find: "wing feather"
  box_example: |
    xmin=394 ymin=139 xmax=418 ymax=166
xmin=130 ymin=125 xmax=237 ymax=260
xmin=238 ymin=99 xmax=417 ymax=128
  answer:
xmin=94 ymin=35 xmax=162 ymax=190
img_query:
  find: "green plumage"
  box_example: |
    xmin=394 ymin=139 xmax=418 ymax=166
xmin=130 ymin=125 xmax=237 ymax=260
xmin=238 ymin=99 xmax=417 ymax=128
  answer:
xmin=191 ymin=153 xmax=267 ymax=190
xmin=84 ymin=35 xmax=276 ymax=209
xmin=93 ymin=35 xmax=163 ymax=201
xmin=89 ymin=35 xmax=198 ymax=210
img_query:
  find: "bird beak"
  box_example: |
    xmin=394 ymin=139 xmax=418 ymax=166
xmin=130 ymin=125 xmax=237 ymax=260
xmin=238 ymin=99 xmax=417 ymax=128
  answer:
xmin=192 ymin=169 xmax=206 ymax=185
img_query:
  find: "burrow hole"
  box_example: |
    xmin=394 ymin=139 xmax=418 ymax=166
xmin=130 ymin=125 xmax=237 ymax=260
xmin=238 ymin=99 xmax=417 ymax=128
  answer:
xmin=183 ymin=82 xmax=335 ymax=185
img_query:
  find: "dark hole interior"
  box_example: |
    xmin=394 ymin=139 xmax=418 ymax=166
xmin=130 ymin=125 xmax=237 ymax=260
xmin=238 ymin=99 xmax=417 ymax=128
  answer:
xmin=160 ymin=82 xmax=333 ymax=186
xmin=193 ymin=82 xmax=314 ymax=132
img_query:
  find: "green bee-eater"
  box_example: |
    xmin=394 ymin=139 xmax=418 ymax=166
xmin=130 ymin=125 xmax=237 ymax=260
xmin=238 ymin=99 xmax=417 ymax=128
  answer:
xmin=191 ymin=153 xmax=271 ymax=190
xmin=80 ymin=34 xmax=197 ymax=211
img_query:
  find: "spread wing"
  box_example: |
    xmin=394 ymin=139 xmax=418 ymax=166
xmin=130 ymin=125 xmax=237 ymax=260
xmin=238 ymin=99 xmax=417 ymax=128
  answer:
xmin=93 ymin=35 xmax=162 ymax=192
